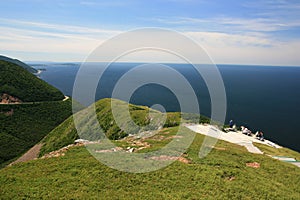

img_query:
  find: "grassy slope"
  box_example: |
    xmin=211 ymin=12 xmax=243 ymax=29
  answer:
xmin=0 ymin=60 xmax=64 ymax=102
xmin=25 ymin=98 xmax=300 ymax=199
xmin=0 ymin=59 xmax=74 ymax=166
xmin=40 ymin=98 xmax=210 ymax=156
xmin=39 ymin=116 xmax=78 ymax=156
xmin=0 ymin=127 xmax=299 ymax=199
xmin=254 ymin=142 xmax=300 ymax=161
xmin=0 ymin=100 xmax=73 ymax=167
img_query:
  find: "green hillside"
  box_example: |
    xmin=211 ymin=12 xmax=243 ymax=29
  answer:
xmin=39 ymin=98 xmax=210 ymax=156
xmin=0 ymin=55 xmax=37 ymax=73
xmin=0 ymin=58 xmax=75 ymax=167
xmin=0 ymin=100 xmax=73 ymax=167
xmin=1 ymin=126 xmax=299 ymax=199
xmin=0 ymin=98 xmax=299 ymax=199
xmin=0 ymin=60 xmax=64 ymax=102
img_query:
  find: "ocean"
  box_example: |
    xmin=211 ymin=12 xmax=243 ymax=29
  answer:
xmin=30 ymin=62 xmax=300 ymax=152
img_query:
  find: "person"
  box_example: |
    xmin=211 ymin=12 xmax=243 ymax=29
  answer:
xmin=242 ymin=127 xmax=252 ymax=136
xmin=257 ymin=131 xmax=264 ymax=141
xmin=229 ymin=120 xmax=234 ymax=128
xmin=242 ymin=127 xmax=248 ymax=135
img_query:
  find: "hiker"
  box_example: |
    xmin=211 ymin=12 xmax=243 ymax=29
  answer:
xmin=257 ymin=131 xmax=264 ymax=141
xmin=242 ymin=127 xmax=251 ymax=136
xmin=229 ymin=120 xmax=234 ymax=128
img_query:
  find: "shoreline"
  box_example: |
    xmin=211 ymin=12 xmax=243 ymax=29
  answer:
xmin=33 ymin=69 xmax=43 ymax=76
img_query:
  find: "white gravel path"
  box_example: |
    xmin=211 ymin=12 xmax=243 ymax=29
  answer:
xmin=186 ymin=124 xmax=281 ymax=154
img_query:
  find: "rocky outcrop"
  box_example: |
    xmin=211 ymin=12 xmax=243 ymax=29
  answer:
xmin=41 ymin=143 xmax=85 ymax=159
xmin=0 ymin=93 xmax=22 ymax=104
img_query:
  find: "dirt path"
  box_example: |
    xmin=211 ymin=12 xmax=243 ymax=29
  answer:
xmin=0 ymin=96 xmax=70 ymax=105
xmin=63 ymin=96 xmax=69 ymax=101
xmin=9 ymin=144 xmax=42 ymax=166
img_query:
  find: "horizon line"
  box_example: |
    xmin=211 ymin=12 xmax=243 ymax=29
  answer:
xmin=24 ymin=60 xmax=300 ymax=68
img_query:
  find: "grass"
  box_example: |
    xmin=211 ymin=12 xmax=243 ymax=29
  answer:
xmin=39 ymin=116 xmax=78 ymax=157
xmin=0 ymin=128 xmax=299 ymax=199
xmin=254 ymin=142 xmax=300 ymax=160
xmin=0 ymin=100 xmax=73 ymax=166
xmin=39 ymin=98 xmax=210 ymax=156
xmin=2 ymin=98 xmax=299 ymax=199
xmin=0 ymin=59 xmax=79 ymax=166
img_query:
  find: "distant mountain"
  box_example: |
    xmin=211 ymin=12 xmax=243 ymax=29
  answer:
xmin=0 ymin=60 xmax=64 ymax=102
xmin=0 ymin=55 xmax=37 ymax=73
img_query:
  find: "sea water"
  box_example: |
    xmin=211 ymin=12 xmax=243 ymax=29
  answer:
xmin=31 ymin=62 xmax=300 ymax=152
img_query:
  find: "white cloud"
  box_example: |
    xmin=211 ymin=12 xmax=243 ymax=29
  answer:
xmin=151 ymin=16 xmax=300 ymax=32
xmin=186 ymin=31 xmax=273 ymax=47
xmin=150 ymin=17 xmax=210 ymax=25
xmin=0 ymin=18 xmax=300 ymax=65
xmin=0 ymin=18 xmax=121 ymax=61
xmin=215 ymin=18 xmax=286 ymax=32
xmin=185 ymin=31 xmax=300 ymax=66
xmin=0 ymin=18 xmax=121 ymax=36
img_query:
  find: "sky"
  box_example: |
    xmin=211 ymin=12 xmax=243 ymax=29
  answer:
xmin=0 ymin=0 xmax=300 ymax=66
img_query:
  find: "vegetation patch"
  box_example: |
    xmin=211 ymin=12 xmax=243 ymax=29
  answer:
xmin=1 ymin=131 xmax=299 ymax=199
xmin=0 ymin=55 xmax=37 ymax=73
xmin=40 ymin=98 xmax=209 ymax=156
xmin=1 ymin=97 xmax=300 ymax=198
xmin=0 ymin=60 xmax=64 ymax=102
xmin=0 ymin=100 xmax=73 ymax=167
xmin=254 ymin=142 xmax=300 ymax=161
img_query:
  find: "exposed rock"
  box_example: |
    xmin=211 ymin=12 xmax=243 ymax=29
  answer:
xmin=95 ymin=146 xmax=123 ymax=153
xmin=177 ymin=156 xmax=191 ymax=164
xmin=0 ymin=93 xmax=22 ymax=104
xmin=165 ymin=135 xmax=183 ymax=140
xmin=226 ymin=176 xmax=236 ymax=181
xmin=95 ymin=149 xmax=113 ymax=153
xmin=41 ymin=143 xmax=84 ymax=159
xmin=127 ymin=147 xmax=134 ymax=153
xmin=150 ymin=135 xmax=165 ymax=141
xmin=149 ymin=155 xmax=191 ymax=164
xmin=246 ymin=162 xmax=260 ymax=168
xmin=74 ymin=139 xmax=90 ymax=144
xmin=213 ymin=147 xmax=226 ymax=151
xmin=113 ymin=147 xmax=123 ymax=152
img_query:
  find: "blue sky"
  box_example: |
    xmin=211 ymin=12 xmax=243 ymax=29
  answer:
xmin=0 ymin=0 xmax=300 ymax=65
